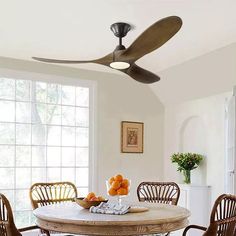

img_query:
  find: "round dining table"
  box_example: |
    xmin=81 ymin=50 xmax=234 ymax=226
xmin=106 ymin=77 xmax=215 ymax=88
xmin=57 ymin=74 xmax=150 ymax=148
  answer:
xmin=33 ymin=202 xmax=190 ymax=235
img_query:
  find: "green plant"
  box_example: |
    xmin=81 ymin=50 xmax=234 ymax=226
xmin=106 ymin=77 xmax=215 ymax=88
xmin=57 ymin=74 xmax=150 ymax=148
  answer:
xmin=171 ymin=153 xmax=203 ymax=184
xmin=171 ymin=152 xmax=203 ymax=171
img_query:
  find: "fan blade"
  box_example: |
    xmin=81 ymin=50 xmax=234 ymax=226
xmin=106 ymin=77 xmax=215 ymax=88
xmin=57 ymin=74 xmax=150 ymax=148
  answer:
xmin=122 ymin=16 xmax=182 ymax=61
xmin=124 ymin=63 xmax=160 ymax=84
xmin=32 ymin=53 xmax=113 ymax=66
xmin=32 ymin=57 xmax=94 ymax=64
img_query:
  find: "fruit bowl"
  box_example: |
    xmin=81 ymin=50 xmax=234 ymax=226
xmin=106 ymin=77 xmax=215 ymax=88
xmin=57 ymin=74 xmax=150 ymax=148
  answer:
xmin=75 ymin=197 xmax=108 ymax=209
xmin=106 ymin=174 xmax=131 ymax=205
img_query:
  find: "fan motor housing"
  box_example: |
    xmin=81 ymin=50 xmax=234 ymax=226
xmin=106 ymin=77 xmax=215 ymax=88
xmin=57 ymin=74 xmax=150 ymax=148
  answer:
xmin=110 ymin=22 xmax=131 ymax=38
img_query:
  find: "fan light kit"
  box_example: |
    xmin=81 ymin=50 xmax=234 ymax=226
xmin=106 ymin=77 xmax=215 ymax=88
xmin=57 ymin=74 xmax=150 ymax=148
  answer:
xmin=110 ymin=62 xmax=130 ymax=70
xmin=32 ymin=16 xmax=182 ymax=84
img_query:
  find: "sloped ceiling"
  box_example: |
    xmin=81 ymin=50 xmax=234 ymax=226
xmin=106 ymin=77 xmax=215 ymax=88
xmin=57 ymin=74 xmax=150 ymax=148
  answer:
xmin=152 ymin=43 xmax=236 ymax=105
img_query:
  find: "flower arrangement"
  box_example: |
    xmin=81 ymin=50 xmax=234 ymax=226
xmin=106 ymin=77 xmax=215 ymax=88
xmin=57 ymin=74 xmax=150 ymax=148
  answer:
xmin=171 ymin=152 xmax=203 ymax=184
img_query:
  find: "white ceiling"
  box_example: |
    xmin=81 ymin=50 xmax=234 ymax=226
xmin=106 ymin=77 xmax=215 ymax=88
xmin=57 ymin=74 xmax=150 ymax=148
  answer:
xmin=1 ymin=0 xmax=236 ymax=77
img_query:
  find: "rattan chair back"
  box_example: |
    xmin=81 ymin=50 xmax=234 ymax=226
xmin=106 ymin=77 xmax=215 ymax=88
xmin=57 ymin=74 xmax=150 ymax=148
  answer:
xmin=29 ymin=182 xmax=78 ymax=210
xmin=137 ymin=182 xmax=180 ymax=205
xmin=0 ymin=193 xmax=21 ymax=236
xmin=204 ymin=194 xmax=236 ymax=236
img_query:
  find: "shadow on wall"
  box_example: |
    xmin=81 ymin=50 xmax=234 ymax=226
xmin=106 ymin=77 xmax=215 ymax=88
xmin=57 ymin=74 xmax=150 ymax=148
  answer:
xmin=179 ymin=116 xmax=207 ymax=185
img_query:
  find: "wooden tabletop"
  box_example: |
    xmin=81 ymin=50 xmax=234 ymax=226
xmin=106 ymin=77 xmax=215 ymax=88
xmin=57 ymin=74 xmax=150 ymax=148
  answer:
xmin=33 ymin=202 xmax=190 ymax=235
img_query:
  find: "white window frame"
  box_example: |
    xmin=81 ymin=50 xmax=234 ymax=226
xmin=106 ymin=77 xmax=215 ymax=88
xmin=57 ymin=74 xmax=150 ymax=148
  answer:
xmin=0 ymin=67 xmax=97 ymax=222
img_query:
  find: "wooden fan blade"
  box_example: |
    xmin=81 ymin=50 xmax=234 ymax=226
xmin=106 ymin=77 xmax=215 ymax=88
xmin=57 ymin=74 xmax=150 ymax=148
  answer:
xmin=32 ymin=53 xmax=113 ymax=66
xmin=122 ymin=16 xmax=182 ymax=61
xmin=124 ymin=63 xmax=160 ymax=84
xmin=32 ymin=57 xmax=93 ymax=64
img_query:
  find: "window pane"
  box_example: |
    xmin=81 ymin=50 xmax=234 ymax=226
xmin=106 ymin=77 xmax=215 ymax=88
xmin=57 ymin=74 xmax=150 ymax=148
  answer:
xmin=15 ymin=190 xmax=31 ymax=210
xmin=47 ymin=125 xmax=61 ymax=146
xmin=76 ymin=148 xmax=89 ymax=167
xmin=15 ymin=211 xmax=30 ymax=228
xmin=16 ymin=102 xmax=31 ymax=123
xmin=0 ymin=101 xmax=15 ymax=122
xmin=62 ymin=147 xmax=75 ymax=166
xmin=0 ymin=78 xmax=15 ymax=100
xmin=62 ymin=127 xmax=75 ymax=146
xmin=62 ymin=85 xmax=75 ymax=105
xmin=76 ymin=168 xmax=88 ymax=187
xmin=0 ymin=190 xmax=14 ymax=207
xmin=47 ymin=147 xmax=61 ymax=166
xmin=0 ymin=146 xmax=15 ymax=166
xmin=34 ymin=82 xmax=46 ymax=103
xmin=32 ymin=168 xmax=46 ymax=183
xmin=32 ymin=124 xmax=46 ymax=145
xmin=16 ymin=124 xmax=31 ymax=145
xmin=0 ymin=168 xmax=14 ymax=189
xmin=76 ymin=128 xmax=89 ymax=147
xmin=32 ymin=146 xmax=46 ymax=167
xmin=30 ymin=212 xmax=36 ymax=225
xmin=47 ymin=84 xmax=61 ymax=104
xmin=62 ymin=168 xmax=75 ymax=183
xmin=47 ymin=168 xmax=60 ymax=182
xmin=32 ymin=103 xmax=46 ymax=124
xmin=15 ymin=168 xmax=31 ymax=188
xmin=76 ymin=107 xmax=89 ymax=127
xmin=76 ymin=87 xmax=89 ymax=107
xmin=62 ymin=106 xmax=75 ymax=126
xmin=16 ymin=80 xmax=30 ymax=101
xmin=16 ymin=146 xmax=31 ymax=167
xmin=0 ymin=123 xmax=15 ymax=144
xmin=47 ymin=105 xmax=61 ymax=125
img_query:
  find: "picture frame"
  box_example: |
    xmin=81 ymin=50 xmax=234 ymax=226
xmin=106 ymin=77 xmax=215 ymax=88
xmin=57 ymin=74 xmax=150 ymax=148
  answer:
xmin=121 ymin=121 xmax=144 ymax=153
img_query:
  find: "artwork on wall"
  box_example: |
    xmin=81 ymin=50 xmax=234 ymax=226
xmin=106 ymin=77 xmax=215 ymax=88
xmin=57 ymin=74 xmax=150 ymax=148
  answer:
xmin=121 ymin=121 xmax=144 ymax=153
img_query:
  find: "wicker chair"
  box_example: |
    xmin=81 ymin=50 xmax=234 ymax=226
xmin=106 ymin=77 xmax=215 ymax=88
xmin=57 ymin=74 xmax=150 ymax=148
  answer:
xmin=30 ymin=182 xmax=78 ymax=236
xmin=137 ymin=182 xmax=180 ymax=205
xmin=137 ymin=182 xmax=180 ymax=236
xmin=183 ymin=194 xmax=236 ymax=236
xmin=0 ymin=193 xmax=39 ymax=236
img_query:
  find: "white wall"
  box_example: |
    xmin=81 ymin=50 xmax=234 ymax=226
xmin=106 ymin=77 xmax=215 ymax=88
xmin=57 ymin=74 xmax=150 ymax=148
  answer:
xmin=164 ymin=92 xmax=231 ymax=204
xmin=0 ymin=57 xmax=165 ymax=201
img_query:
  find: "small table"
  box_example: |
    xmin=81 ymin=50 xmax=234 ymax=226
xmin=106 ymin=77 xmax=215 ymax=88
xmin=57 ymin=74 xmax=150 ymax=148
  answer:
xmin=33 ymin=202 xmax=190 ymax=235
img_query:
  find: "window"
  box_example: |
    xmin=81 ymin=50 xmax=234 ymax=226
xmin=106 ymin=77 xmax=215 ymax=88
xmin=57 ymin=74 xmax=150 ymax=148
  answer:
xmin=0 ymin=76 xmax=93 ymax=227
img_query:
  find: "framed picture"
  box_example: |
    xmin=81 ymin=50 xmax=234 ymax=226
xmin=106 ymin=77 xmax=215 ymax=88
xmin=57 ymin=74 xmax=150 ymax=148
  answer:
xmin=121 ymin=121 xmax=144 ymax=153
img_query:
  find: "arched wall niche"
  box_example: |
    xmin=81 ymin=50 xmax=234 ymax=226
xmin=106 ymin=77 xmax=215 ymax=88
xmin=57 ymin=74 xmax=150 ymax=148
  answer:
xmin=179 ymin=116 xmax=207 ymax=185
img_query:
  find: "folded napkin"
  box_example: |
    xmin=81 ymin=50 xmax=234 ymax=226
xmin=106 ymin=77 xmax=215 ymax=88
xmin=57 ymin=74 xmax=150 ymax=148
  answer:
xmin=89 ymin=202 xmax=130 ymax=215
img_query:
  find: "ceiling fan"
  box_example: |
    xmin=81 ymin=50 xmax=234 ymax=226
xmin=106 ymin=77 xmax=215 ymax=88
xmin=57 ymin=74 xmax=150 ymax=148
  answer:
xmin=32 ymin=16 xmax=182 ymax=84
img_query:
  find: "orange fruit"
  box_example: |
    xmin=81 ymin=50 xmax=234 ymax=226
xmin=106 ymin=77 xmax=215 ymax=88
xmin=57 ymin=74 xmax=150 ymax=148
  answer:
xmin=109 ymin=177 xmax=115 ymax=185
xmin=87 ymin=192 xmax=96 ymax=200
xmin=121 ymin=179 xmax=129 ymax=188
xmin=108 ymin=188 xmax=117 ymax=196
xmin=114 ymin=174 xmax=123 ymax=182
xmin=111 ymin=180 xmax=121 ymax=190
xmin=117 ymin=187 xmax=128 ymax=195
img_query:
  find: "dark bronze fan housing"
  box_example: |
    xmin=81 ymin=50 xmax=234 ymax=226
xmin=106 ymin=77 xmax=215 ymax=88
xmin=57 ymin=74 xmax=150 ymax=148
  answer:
xmin=32 ymin=16 xmax=182 ymax=84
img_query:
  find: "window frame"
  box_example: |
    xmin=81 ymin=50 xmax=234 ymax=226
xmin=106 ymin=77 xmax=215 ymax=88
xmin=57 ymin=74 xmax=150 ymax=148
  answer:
xmin=0 ymin=68 xmax=97 ymax=225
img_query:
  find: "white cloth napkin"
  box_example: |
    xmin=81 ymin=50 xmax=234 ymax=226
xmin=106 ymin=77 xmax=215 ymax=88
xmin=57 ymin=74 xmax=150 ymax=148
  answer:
xmin=89 ymin=202 xmax=130 ymax=215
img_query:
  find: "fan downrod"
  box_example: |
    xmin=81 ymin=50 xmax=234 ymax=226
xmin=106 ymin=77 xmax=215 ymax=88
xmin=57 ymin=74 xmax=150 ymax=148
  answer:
xmin=110 ymin=22 xmax=131 ymax=50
